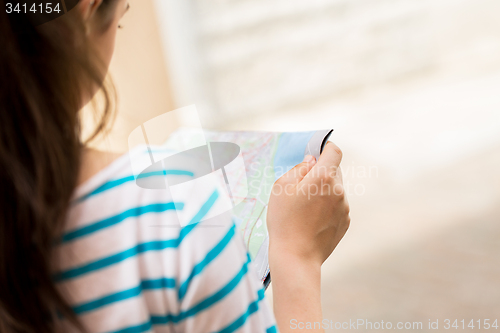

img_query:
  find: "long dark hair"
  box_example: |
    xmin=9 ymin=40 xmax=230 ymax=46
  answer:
xmin=0 ymin=2 xmax=118 ymax=332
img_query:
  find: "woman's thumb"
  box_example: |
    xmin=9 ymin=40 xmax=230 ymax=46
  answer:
xmin=280 ymin=155 xmax=316 ymax=184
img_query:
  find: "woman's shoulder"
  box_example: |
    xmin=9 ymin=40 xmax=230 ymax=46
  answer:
xmin=63 ymin=144 xmax=230 ymax=262
xmin=74 ymin=145 xmax=199 ymax=203
xmin=70 ymin=145 xmax=227 ymax=230
xmin=76 ymin=148 xmax=128 ymax=194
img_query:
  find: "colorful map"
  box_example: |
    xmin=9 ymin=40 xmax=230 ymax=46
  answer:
xmin=163 ymin=129 xmax=331 ymax=283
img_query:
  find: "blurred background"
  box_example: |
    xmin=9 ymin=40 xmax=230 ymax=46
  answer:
xmin=89 ymin=0 xmax=500 ymax=330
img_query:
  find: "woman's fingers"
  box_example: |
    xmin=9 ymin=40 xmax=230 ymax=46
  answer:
xmin=278 ymin=155 xmax=317 ymax=185
xmin=317 ymin=141 xmax=343 ymax=174
xmin=304 ymin=141 xmax=343 ymax=186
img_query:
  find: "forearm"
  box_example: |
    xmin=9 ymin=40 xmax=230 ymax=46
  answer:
xmin=270 ymin=251 xmax=324 ymax=333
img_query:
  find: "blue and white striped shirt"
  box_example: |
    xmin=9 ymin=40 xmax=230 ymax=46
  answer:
xmin=54 ymin=148 xmax=277 ymax=333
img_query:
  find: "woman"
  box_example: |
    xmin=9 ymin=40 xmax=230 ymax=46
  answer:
xmin=0 ymin=0 xmax=350 ymax=332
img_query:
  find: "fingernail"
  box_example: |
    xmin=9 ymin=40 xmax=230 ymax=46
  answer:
xmin=303 ymin=155 xmax=315 ymax=163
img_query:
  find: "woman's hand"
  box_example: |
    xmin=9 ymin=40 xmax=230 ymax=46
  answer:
xmin=267 ymin=142 xmax=350 ymax=333
xmin=267 ymin=141 xmax=350 ymax=267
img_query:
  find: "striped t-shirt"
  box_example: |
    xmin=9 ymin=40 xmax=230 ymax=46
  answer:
xmin=54 ymin=148 xmax=277 ymax=333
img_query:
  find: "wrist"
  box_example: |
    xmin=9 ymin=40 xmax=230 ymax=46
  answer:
xmin=268 ymin=241 xmax=323 ymax=269
xmin=268 ymin=241 xmax=322 ymax=273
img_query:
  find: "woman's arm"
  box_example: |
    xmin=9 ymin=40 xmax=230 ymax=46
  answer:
xmin=270 ymin=254 xmax=323 ymax=332
xmin=267 ymin=142 xmax=350 ymax=333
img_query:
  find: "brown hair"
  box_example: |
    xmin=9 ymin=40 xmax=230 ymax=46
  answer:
xmin=0 ymin=1 xmax=119 ymax=332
